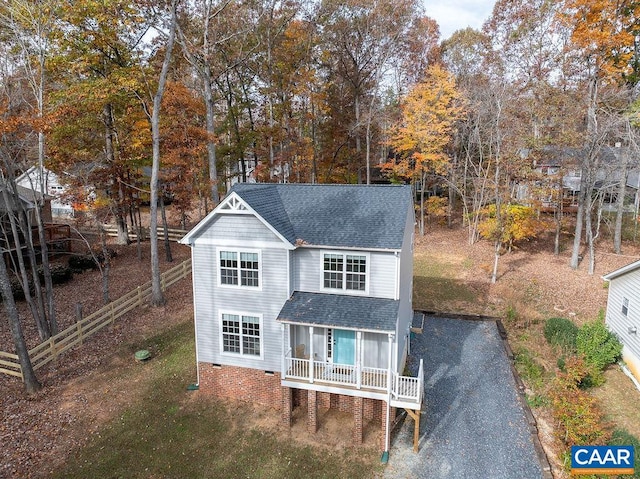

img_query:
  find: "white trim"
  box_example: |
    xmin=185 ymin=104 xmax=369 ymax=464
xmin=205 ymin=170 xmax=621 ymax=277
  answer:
xmin=219 ymin=310 xmax=264 ymax=360
xmin=300 ymin=244 xmax=401 ymax=253
xmin=394 ymin=251 xmax=400 ymax=301
xmin=187 ymin=238 xmax=291 ymax=249
xmin=191 ymin=253 xmax=201 ymax=387
xmin=278 ymin=320 xmax=395 ymax=335
xmin=216 ymin=247 xmax=263 ymax=291
xmin=279 ymin=380 xmax=389 ymax=400
xmin=602 ymin=259 xmax=640 ymax=281
xmin=319 ymin=250 xmax=370 ymax=295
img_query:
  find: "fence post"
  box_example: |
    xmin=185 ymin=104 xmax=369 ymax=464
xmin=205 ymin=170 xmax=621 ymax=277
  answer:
xmin=50 ymin=336 xmax=56 ymax=360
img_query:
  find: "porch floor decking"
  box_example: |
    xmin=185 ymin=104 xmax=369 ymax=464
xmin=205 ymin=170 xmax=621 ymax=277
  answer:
xmin=282 ymin=356 xmax=423 ymax=410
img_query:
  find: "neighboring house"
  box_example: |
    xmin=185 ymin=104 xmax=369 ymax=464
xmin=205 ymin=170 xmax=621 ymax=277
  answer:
xmin=16 ymin=166 xmax=74 ymax=217
xmin=603 ymin=260 xmax=640 ymax=383
xmin=179 ymin=183 xmax=423 ymax=454
xmin=0 ymin=181 xmax=72 ymax=266
xmin=0 ymin=182 xmax=52 ymax=224
xmin=516 ymin=146 xmax=639 ymax=212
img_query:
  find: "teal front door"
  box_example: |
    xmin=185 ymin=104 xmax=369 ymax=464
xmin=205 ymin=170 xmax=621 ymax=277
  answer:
xmin=333 ymin=329 xmax=355 ymax=365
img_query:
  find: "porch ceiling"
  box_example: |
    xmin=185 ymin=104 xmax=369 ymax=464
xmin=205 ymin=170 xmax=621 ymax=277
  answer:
xmin=276 ymin=291 xmax=398 ymax=332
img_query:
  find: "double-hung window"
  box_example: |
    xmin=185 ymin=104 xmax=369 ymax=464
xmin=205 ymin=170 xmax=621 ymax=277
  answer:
xmin=219 ymin=249 xmax=260 ymax=288
xmin=221 ymin=312 xmax=262 ymax=357
xmin=622 ymin=297 xmax=629 ymax=316
xmin=322 ymin=252 xmax=367 ymax=292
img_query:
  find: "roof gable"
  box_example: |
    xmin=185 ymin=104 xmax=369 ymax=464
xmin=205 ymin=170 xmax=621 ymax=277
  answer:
xmin=602 ymin=259 xmax=640 ymax=281
xmin=179 ymin=191 xmax=294 ymax=247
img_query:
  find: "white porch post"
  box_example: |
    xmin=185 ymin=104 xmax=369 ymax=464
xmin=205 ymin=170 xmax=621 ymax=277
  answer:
xmin=356 ymin=331 xmax=362 ymax=389
xmin=281 ymin=323 xmax=287 ymax=378
xmin=384 ymin=332 xmax=394 ymax=454
xmin=309 ymin=326 xmax=315 ymax=383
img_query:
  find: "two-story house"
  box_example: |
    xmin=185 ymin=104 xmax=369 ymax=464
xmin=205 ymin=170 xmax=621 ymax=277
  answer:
xmin=179 ymin=183 xmax=423 ymax=454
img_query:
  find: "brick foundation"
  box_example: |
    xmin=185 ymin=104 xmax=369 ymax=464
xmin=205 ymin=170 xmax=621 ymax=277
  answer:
xmin=198 ymin=362 xmax=390 ymax=451
xmin=198 ymin=363 xmax=283 ymax=409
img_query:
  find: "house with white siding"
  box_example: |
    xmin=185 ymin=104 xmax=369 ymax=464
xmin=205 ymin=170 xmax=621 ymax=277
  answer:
xmin=603 ymin=260 xmax=640 ymax=382
xmin=179 ymin=183 xmax=422 ymax=454
xmin=16 ymin=166 xmax=74 ymax=217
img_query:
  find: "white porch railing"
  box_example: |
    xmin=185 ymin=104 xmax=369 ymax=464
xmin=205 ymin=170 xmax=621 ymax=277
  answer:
xmin=282 ymin=350 xmax=423 ymax=405
xmin=392 ymin=359 xmax=424 ymax=405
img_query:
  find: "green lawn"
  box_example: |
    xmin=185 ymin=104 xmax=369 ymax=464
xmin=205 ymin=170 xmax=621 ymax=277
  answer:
xmin=51 ymin=322 xmax=380 ymax=479
xmin=413 ymin=251 xmax=481 ymax=312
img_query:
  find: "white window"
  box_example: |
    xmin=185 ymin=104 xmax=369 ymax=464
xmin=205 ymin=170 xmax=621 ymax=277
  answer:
xmin=221 ymin=312 xmax=262 ymax=357
xmin=218 ymin=249 xmax=260 ymax=288
xmin=622 ymin=297 xmax=629 ymax=316
xmin=322 ymin=252 xmax=368 ymax=292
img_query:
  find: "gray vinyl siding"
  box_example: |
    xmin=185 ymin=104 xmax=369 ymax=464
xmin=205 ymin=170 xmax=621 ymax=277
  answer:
xmin=606 ymin=272 xmax=640 ymax=364
xmin=362 ymin=332 xmax=389 ymax=369
xmin=395 ymin=206 xmax=415 ymax=370
xmin=192 ymin=242 xmax=289 ymax=372
xmin=195 ymin=214 xmax=281 ymax=243
xmin=292 ymin=248 xmax=396 ymax=299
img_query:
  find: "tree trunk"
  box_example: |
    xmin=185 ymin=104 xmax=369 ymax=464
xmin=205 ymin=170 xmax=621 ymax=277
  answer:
xmin=99 ymin=227 xmax=110 ymax=305
xmin=420 ymin=171 xmax=426 ymax=235
xmin=103 ymin=103 xmax=129 ymax=245
xmin=203 ymin=69 xmax=220 ymax=204
xmin=613 ymin=149 xmax=628 ymax=254
xmin=160 ymin=195 xmax=172 ymax=263
xmin=1 ymin=184 xmax=51 ymax=340
xmin=0 ymin=248 xmax=41 ymax=394
xmin=491 ymin=240 xmax=500 ymax=284
xmin=149 ymin=0 xmax=178 ymax=307
xmin=33 ymin=200 xmax=57 ymax=335
xmin=570 ymin=169 xmax=588 ymax=269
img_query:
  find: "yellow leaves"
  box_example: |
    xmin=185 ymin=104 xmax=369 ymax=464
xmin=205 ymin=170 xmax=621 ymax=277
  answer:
xmin=387 ymin=64 xmax=465 ymax=179
xmin=478 ymin=204 xmax=543 ymax=249
xmin=561 ymin=0 xmax=638 ymax=79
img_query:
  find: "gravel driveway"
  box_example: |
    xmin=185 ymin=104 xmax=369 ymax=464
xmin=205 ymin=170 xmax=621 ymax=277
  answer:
xmin=384 ymin=316 xmax=549 ymax=479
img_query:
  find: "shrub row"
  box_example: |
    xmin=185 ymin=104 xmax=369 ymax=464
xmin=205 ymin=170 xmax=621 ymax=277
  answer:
xmin=1 ymin=263 xmax=74 ymax=303
xmin=544 ymin=315 xmax=622 ymax=387
xmin=67 ymin=248 xmax=117 ymax=273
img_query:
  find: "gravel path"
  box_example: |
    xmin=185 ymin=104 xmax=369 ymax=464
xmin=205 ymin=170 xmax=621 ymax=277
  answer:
xmin=384 ymin=316 xmax=546 ymax=479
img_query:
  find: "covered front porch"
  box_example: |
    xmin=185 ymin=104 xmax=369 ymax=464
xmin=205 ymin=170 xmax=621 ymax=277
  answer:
xmin=282 ymin=347 xmax=424 ymax=409
xmin=277 ymin=291 xmax=423 ymax=410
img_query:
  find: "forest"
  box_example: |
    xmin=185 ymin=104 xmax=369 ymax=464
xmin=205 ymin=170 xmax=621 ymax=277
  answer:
xmin=1 ymin=0 xmax=639 ymax=393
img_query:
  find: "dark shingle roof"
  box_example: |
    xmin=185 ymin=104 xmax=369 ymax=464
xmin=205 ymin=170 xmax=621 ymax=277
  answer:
xmin=276 ymin=291 xmax=398 ymax=332
xmin=230 ymin=183 xmax=411 ymax=249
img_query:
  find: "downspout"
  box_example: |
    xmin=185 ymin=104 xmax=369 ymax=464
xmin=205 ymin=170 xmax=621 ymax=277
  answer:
xmin=382 ymin=332 xmax=394 ymax=463
xmin=187 ymin=245 xmax=200 ymax=390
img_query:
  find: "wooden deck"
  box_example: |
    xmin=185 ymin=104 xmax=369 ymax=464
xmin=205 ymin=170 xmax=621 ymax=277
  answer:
xmin=282 ymin=352 xmax=423 ymax=410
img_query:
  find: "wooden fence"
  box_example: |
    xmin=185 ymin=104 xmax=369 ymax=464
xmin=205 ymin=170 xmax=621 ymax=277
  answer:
xmin=99 ymin=225 xmax=187 ymax=242
xmin=0 ymin=259 xmax=192 ymax=381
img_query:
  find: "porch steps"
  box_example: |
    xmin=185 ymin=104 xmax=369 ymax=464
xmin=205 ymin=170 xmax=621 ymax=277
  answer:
xmin=411 ymin=311 xmax=425 ymax=334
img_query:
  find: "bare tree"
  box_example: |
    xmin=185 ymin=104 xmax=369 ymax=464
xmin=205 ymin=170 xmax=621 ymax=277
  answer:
xmin=148 ymin=0 xmax=179 ymax=306
xmin=0 ymin=238 xmax=41 ymax=393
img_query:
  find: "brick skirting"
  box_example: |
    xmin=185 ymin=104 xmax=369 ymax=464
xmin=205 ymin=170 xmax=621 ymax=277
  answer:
xmin=198 ymin=363 xmax=283 ymax=408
